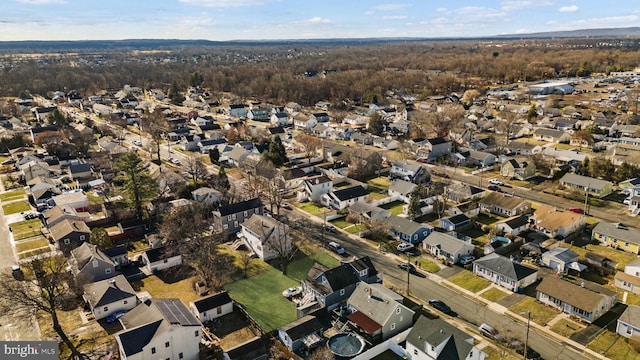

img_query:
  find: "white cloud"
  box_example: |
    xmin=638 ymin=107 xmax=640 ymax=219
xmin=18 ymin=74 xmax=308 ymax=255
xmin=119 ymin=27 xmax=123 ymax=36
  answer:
xmin=552 ymin=15 xmax=639 ymax=30
xmin=297 ymin=17 xmax=333 ymax=25
xmin=17 ymin=0 xmax=66 ymax=4
xmin=364 ymin=11 xmax=374 ymax=16
xmin=436 ymin=8 xmax=449 ymax=14
xmin=380 ymin=15 xmax=408 ymax=20
xmin=500 ymin=0 xmax=552 ymax=11
xmin=372 ymin=4 xmax=412 ymax=11
xmin=178 ymin=0 xmax=269 ymax=7
xmin=559 ymin=5 xmax=579 ymax=13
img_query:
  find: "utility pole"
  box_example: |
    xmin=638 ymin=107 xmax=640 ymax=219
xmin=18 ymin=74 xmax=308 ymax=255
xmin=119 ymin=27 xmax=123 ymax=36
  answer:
xmin=406 ymin=254 xmax=412 ymax=296
xmin=522 ymin=311 xmax=531 ymax=360
xmin=322 ymin=209 xmax=327 ymax=247
xmin=584 ymin=183 xmax=590 ymax=215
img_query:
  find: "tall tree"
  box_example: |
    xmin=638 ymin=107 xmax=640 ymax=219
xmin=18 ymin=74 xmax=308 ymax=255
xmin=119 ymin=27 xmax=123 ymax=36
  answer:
xmin=46 ymin=108 xmax=70 ymax=128
xmin=168 ymin=81 xmax=185 ymax=105
xmin=189 ymin=72 xmax=205 ymax=87
xmin=186 ymin=155 xmax=208 ymax=184
xmin=214 ymin=166 xmax=231 ymax=192
xmin=0 ymin=256 xmax=82 ymax=359
xmin=208 ymin=148 xmax=220 ymax=164
xmin=140 ymin=108 xmax=166 ymax=164
xmin=263 ymin=135 xmax=288 ymax=167
xmin=367 ymin=112 xmax=386 ymax=136
xmin=114 ymin=152 xmax=158 ymax=219
xmin=89 ymin=227 xmax=112 ymax=249
xmin=265 ymin=222 xmax=296 ymax=275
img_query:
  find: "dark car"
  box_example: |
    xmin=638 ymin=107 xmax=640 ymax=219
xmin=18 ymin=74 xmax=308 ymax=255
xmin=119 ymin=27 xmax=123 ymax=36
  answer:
xmin=428 ymin=299 xmax=455 ymax=316
xmin=488 ymin=185 xmax=501 ymax=191
xmin=398 ymin=263 xmax=426 ymax=278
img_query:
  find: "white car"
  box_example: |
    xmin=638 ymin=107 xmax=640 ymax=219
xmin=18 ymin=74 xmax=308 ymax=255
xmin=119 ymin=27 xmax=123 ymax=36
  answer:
xmin=459 ymin=255 xmax=475 ymax=265
xmin=169 ymin=158 xmax=181 ymax=165
xmin=397 ymin=243 xmax=415 ymax=252
xmin=488 ymin=179 xmax=504 ymax=186
xmin=132 ymin=140 xmax=142 ymax=146
xmin=282 ymin=286 xmax=302 ymax=298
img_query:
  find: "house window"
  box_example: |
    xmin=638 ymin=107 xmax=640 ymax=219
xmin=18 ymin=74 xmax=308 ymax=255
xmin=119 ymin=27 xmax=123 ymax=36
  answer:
xmin=626 ymin=242 xmax=630 ymax=247
xmin=255 ymin=209 xmax=260 ymax=213
xmin=234 ymin=221 xmax=238 ymax=227
xmin=627 ymin=326 xmax=633 ymax=335
xmin=244 ymin=211 xmax=248 ymax=217
xmin=232 ymin=214 xmax=237 ymax=220
xmin=390 ymin=323 xmax=395 ymax=330
xmin=195 ymin=330 xmax=199 ymax=337
xmin=223 ymin=224 xmax=228 ymax=230
xmin=64 ymin=239 xmax=70 ymax=244
xmin=92 ymin=260 xmax=98 ymax=268
xmin=123 ymin=300 xmax=128 ymax=305
xmin=179 ymin=353 xmax=184 ymax=359
xmin=103 ymin=306 xmax=108 ymax=311
xmin=80 ymin=235 xmax=85 ymax=241
xmin=340 ymin=289 xmax=345 ymax=296
xmin=151 ymin=347 xmax=156 ymax=354
xmin=227 ymin=215 xmax=231 ymax=221
xmin=105 ymin=268 xmax=111 ymax=274
xmin=396 ymin=307 xmax=401 ymax=314
xmin=165 ymin=341 xmax=170 ymax=348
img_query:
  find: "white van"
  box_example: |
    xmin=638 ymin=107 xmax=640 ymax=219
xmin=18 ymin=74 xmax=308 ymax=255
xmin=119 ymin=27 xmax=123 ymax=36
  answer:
xmin=328 ymin=241 xmax=345 ymax=255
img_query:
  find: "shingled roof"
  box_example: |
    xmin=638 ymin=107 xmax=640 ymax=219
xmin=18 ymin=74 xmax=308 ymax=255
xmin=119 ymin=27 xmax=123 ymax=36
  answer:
xmin=473 ymin=253 xmax=537 ymax=281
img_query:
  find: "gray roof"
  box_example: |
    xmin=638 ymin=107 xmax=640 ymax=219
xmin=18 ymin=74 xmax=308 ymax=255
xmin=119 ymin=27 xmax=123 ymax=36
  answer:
xmin=280 ymin=315 xmax=323 ymax=341
xmin=593 ymin=222 xmax=640 ymax=245
xmin=536 ymin=277 xmax=616 ymax=312
xmin=501 ymin=215 xmax=529 ymax=229
xmin=479 ymin=192 xmax=529 ymax=210
xmin=332 ymin=185 xmax=369 ymax=201
xmin=71 ymin=243 xmax=113 ymax=271
xmin=348 ymin=201 xmax=391 ymax=221
xmin=542 ymin=248 xmax=580 ymax=263
xmin=191 ymin=291 xmax=232 ymax=313
xmin=473 ymin=253 xmax=537 ymax=281
xmin=389 ymin=179 xmax=416 ymax=196
xmin=387 ymin=215 xmax=430 ymax=235
xmin=83 ymin=274 xmax=136 ymax=307
xmin=423 ymin=232 xmax=474 ymax=256
xmin=534 ymin=128 xmax=565 ymax=139
xmin=619 ymin=305 xmax=640 ymax=327
xmin=560 ymin=173 xmax=612 ymax=191
xmin=241 ymin=214 xmax=280 ymax=238
xmin=393 ymin=160 xmax=422 ymax=173
xmin=406 ymin=316 xmax=476 ymax=360
xmin=348 ymin=283 xmax=407 ymax=327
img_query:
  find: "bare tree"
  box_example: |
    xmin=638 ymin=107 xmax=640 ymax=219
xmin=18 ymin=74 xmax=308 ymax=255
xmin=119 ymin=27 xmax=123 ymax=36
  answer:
xmin=265 ymin=221 xmax=297 ymax=275
xmin=0 ymin=257 xmax=82 ymax=359
xmin=186 ymin=154 xmax=208 ymax=184
xmin=140 ymin=108 xmax=166 ymax=164
xmin=295 ymin=134 xmax=323 ymax=162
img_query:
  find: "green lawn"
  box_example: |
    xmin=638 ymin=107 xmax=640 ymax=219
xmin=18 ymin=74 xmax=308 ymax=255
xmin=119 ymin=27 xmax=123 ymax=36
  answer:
xmin=15 ymin=237 xmax=49 ymax=254
xmin=367 ymin=177 xmax=391 ymax=189
xmin=417 ymin=258 xmax=440 ymax=273
xmin=476 ymin=213 xmax=499 ymax=226
xmin=480 ymin=287 xmax=510 ymax=302
xmin=86 ymin=192 xmax=105 ymax=206
xmin=18 ymin=247 xmax=50 ymax=260
xmin=380 ymin=200 xmax=405 ymax=216
xmin=587 ymin=330 xmax=640 ymax=360
xmin=447 ymin=270 xmax=491 ymax=293
xmin=286 ymin=252 xmax=340 ymax=282
xmin=330 ymin=218 xmax=352 ymax=229
xmin=550 ymin=318 xmax=586 ymax=338
xmin=368 ymin=192 xmax=388 ymax=201
xmin=0 ymin=189 xmax=26 ymax=202
xmin=2 ymin=200 xmax=31 ymax=215
xmin=10 ymin=218 xmax=42 ymax=240
xmin=345 ymin=224 xmax=366 ymax=234
xmin=225 ymin=268 xmax=298 ymax=332
xmin=552 ymin=143 xmax=578 ymax=150
xmin=298 ymin=202 xmax=327 ymax=216
xmin=509 ymin=297 xmax=560 ymax=326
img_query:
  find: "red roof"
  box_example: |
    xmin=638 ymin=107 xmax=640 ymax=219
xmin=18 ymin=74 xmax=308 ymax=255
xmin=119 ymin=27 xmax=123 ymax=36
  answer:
xmin=347 ymin=311 xmax=382 ymax=334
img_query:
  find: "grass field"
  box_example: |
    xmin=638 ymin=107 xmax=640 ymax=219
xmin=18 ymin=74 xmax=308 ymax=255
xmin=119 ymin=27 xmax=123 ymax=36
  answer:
xmin=18 ymin=247 xmax=50 ymax=259
xmin=368 ymin=192 xmax=388 ymax=200
xmin=417 ymin=258 xmax=440 ymax=273
xmin=480 ymin=287 xmax=510 ymax=302
xmin=587 ymin=330 xmax=640 ymax=360
xmin=509 ymin=297 xmax=560 ymax=326
xmin=345 ymin=224 xmax=366 ymax=234
xmin=135 ymin=272 xmax=201 ymax=305
xmin=330 ymin=218 xmax=352 ymax=229
xmin=225 ymin=268 xmax=298 ymax=332
xmin=2 ymin=200 xmax=31 ymax=215
xmin=367 ymin=177 xmax=391 ymax=193
xmin=15 ymin=237 xmax=49 ymax=253
xmin=550 ymin=318 xmax=586 ymax=338
xmin=0 ymin=188 xmax=26 ymax=202
xmin=10 ymin=218 xmax=42 ymax=240
xmin=86 ymin=192 xmax=105 ymax=206
xmin=447 ymin=270 xmax=491 ymax=293
xmin=298 ymin=202 xmax=327 ymax=216
xmin=380 ymin=200 xmax=405 ymax=215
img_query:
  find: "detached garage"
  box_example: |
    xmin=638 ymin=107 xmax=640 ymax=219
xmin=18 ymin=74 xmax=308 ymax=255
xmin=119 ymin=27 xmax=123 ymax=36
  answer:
xmin=142 ymin=246 xmax=182 ymax=273
xmin=190 ymin=291 xmax=233 ymax=323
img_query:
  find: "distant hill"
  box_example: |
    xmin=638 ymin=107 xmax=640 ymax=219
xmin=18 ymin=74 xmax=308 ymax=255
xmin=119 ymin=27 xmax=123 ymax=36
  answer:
xmin=496 ymin=27 xmax=640 ymax=39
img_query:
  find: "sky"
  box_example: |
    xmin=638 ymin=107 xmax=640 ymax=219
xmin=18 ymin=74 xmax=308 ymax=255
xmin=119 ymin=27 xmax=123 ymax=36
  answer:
xmin=1 ymin=0 xmax=639 ymax=41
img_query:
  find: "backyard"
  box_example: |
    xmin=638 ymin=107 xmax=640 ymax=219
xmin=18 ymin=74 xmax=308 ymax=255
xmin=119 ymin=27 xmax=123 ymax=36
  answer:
xmin=2 ymin=200 xmax=31 ymax=215
xmin=380 ymin=200 xmax=405 ymax=216
xmin=367 ymin=177 xmax=391 ymax=193
xmin=15 ymin=237 xmax=50 ymax=254
xmin=297 ymin=202 xmax=328 ymax=217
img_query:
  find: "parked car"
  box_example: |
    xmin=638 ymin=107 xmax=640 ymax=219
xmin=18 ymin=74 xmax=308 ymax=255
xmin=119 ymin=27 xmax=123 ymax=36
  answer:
xmin=478 ymin=323 xmax=505 ymax=342
xmin=325 ymin=225 xmax=336 ymax=233
xmin=282 ymin=286 xmax=302 ymax=298
xmin=459 ymin=255 xmax=475 ymax=265
xmin=569 ymin=207 xmax=584 ymax=214
xmin=428 ymin=299 xmax=455 ymax=316
xmin=106 ymin=310 xmax=127 ymax=323
xmin=328 ymin=241 xmax=345 ymax=255
xmin=398 ymin=263 xmax=426 ymax=277
xmin=132 ymin=140 xmax=142 ymax=146
xmin=489 ymin=179 xmax=504 ymax=186
xmin=397 ymin=243 xmax=415 ymax=252
xmin=280 ymin=203 xmax=292 ymax=210
xmin=488 ymin=185 xmax=501 ymax=191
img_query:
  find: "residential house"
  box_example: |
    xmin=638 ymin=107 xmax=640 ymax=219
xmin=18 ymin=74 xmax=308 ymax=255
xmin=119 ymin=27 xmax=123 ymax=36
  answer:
xmin=373 ymin=137 xmax=400 ymax=150
xmin=115 ymin=298 xmax=202 ymax=360
xmin=277 ymin=315 xmax=324 ymax=355
xmin=541 ymin=248 xmax=582 ymax=274
xmin=494 ymin=215 xmax=529 ymax=236
xmin=541 ymin=147 xmax=586 ymax=168
xmin=423 ymin=232 xmax=474 ymax=265
xmin=422 ymin=137 xmax=452 ymax=162
xmin=616 ymin=258 xmax=640 ymax=295
xmin=592 ymin=221 xmax=640 ymax=254
xmin=446 ymin=183 xmax=485 ymax=203
xmin=247 ymin=109 xmax=270 ymax=122
xmin=43 ymin=206 xmax=83 ymax=228
xmin=321 ymin=185 xmax=369 ymax=210
xmin=560 ymin=173 xmax=613 ymax=198
xmin=142 ymin=247 xmax=182 ymax=273
xmin=390 ymin=160 xmax=430 ymax=184
xmin=530 ymin=205 xmax=585 ymax=239
xmin=405 ymin=316 xmax=488 ymax=360
xmin=479 ymin=192 xmax=531 ymax=217
xmin=20 ymin=160 xmax=54 ymax=182
xmin=191 ymin=187 xmax=221 ymax=205
xmin=293 ymin=114 xmax=317 ymax=130
xmin=285 ymin=102 xmax=301 ymax=114
xmin=301 ymin=257 xmax=380 ymax=311
xmin=388 ymin=179 xmax=417 ymax=202
xmin=50 ymin=219 xmax=91 ymax=255
xmin=533 ymin=128 xmax=570 ymax=143
xmin=103 ymin=245 xmax=130 ymax=268
xmin=459 ymin=149 xmax=496 ymax=168
xmin=505 ymin=142 xmax=543 ymax=156
xmin=222 ymin=337 xmax=268 ymax=360
xmin=83 ymin=275 xmax=138 ymax=320
xmin=619 ymin=178 xmax=640 ymax=195
xmin=343 ymin=114 xmax=368 ymax=127
xmin=387 ymin=215 xmax=432 ymax=245
xmin=214 ymin=198 xmax=264 ymax=237
xmin=189 ymin=291 xmax=233 ymax=323
xmin=51 ymin=191 xmax=90 ymax=212
xmin=227 ymin=104 xmax=248 ymax=118
xmin=301 ymin=175 xmax=333 ymax=202
xmin=439 ymin=214 xmax=471 ymax=231
xmin=348 ymin=201 xmax=391 ymax=222
xmin=310 ymin=112 xmax=330 ymax=123
xmin=225 ymin=147 xmax=251 ymax=167
xmin=536 ymin=276 xmax=617 ymax=323
xmin=617 ymin=305 xmax=640 ymax=339
xmin=270 ymin=112 xmax=290 ymax=127
xmin=69 ymin=242 xmax=117 ymax=283
xmin=472 ymin=253 xmax=538 ymax=292
xmin=351 ymin=132 xmax=374 ymax=145
xmin=240 ymin=214 xmax=291 ymax=261
xmin=346 ymin=282 xmax=414 ymax=342
xmin=500 ymin=159 xmax=536 ymax=180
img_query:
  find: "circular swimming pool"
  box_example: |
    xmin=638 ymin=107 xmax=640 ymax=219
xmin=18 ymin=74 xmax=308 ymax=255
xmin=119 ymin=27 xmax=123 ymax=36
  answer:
xmin=327 ymin=332 xmax=365 ymax=358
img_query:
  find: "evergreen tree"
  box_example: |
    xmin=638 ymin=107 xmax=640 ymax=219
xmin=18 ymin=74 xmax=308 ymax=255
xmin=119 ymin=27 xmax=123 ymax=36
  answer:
xmin=46 ymin=108 xmax=70 ymax=128
xmin=263 ymin=136 xmax=287 ymax=167
xmin=209 ymin=148 xmax=220 ymax=164
xmin=89 ymin=227 xmax=112 ymax=249
xmin=368 ymin=112 xmax=386 ymax=136
xmin=114 ymin=152 xmax=158 ymax=219
xmin=215 ymin=166 xmax=231 ymax=191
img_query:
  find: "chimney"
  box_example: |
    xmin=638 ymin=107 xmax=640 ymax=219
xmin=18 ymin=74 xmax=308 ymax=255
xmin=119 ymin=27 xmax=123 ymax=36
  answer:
xmin=580 ymin=281 xmax=585 ymax=288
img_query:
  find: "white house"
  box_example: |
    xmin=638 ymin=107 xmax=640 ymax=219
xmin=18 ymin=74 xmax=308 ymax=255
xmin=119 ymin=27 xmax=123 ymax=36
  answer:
xmin=617 ymin=305 xmax=640 ymax=339
xmin=422 ymin=232 xmax=474 ymax=265
xmin=142 ymin=247 xmax=182 ymax=273
xmin=321 ymin=185 xmax=369 ymax=210
xmin=240 ymin=214 xmax=291 ymax=261
xmin=473 ymin=253 xmax=538 ymax=292
xmin=115 ymin=298 xmax=201 ymax=360
xmin=191 ymin=187 xmax=221 ymax=205
xmin=301 ymin=175 xmax=333 ymax=202
xmin=405 ymin=316 xmax=487 ymax=360
xmin=494 ymin=215 xmax=529 ymax=237
xmin=83 ymin=275 xmax=138 ymax=320
xmin=189 ymin=291 xmax=233 ymax=323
